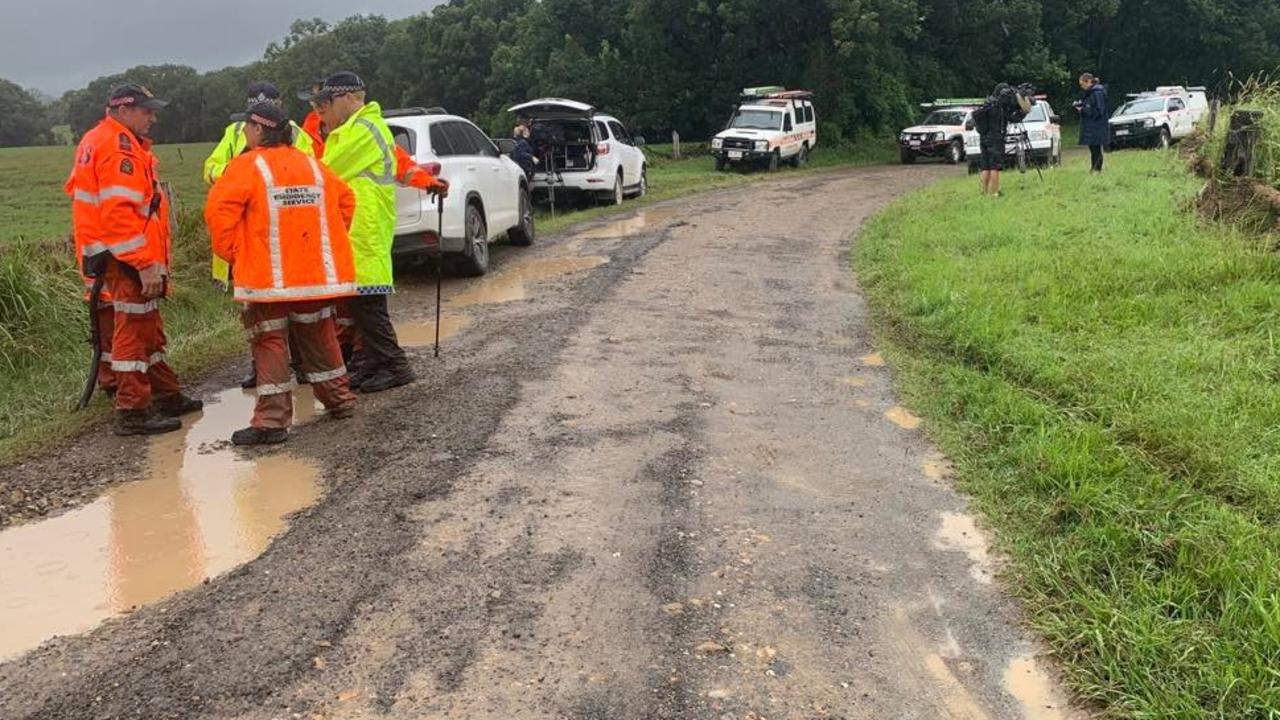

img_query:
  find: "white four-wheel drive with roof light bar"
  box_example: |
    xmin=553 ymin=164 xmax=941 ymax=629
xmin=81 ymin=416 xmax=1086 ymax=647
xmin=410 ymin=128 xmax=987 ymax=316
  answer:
xmin=899 ymin=100 xmax=980 ymax=164
xmin=384 ymin=107 xmax=534 ymax=277
xmin=711 ymin=87 xmax=817 ymax=172
xmin=964 ymin=98 xmax=1063 ymax=173
xmin=1109 ymin=86 xmax=1209 ymax=150
xmin=507 ymin=98 xmax=648 ymax=206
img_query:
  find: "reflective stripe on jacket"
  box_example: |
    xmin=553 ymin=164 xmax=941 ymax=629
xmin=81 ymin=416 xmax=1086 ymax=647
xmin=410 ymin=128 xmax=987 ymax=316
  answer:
xmin=64 ymin=114 xmax=172 ymax=286
xmin=321 ymin=102 xmax=397 ymax=295
xmin=204 ymin=145 xmax=358 ymax=303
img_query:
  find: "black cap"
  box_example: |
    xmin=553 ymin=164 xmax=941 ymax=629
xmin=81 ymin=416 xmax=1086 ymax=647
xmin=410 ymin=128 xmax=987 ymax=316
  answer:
xmin=245 ymin=102 xmax=288 ymax=130
xmin=297 ymin=71 xmax=366 ymax=102
xmin=108 ymin=83 xmax=168 ymax=110
xmin=246 ymin=81 xmax=282 ymax=105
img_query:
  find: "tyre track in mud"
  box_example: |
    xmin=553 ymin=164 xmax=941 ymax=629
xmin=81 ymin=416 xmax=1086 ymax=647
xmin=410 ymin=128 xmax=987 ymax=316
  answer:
xmin=0 ymin=164 xmax=1080 ymax=720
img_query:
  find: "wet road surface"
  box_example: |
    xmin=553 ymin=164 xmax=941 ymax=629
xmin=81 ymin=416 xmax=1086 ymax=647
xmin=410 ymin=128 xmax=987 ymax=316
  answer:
xmin=0 ymin=166 xmax=1079 ymax=719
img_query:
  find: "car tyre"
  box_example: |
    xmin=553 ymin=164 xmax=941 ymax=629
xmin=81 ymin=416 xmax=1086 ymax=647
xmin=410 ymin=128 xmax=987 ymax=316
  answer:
xmin=636 ymin=166 xmax=648 ymax=197
xmin=946 ymin=140 xmax=962 ymax=165
xmin=899 ymin=148 xmax=916 ymax=165
xmin=508 ymin=188 xmax=534 ymax=247
xmin=767 ymin=150 xmax=780 ymax=172
xmin=609 ymin=172 xmax=625 ymax=205
xmin=967 ymin=161 xmax=980 ymax=176
xmin=456 ymin=202 xmax=489 ymax=277
xmin=791 ymin=144 xmax=809 ymax=168
xmin=714 ymin=156 xmax=727 ymax=172
xmin=1158 ymin=127 xmax=1171 ymax=150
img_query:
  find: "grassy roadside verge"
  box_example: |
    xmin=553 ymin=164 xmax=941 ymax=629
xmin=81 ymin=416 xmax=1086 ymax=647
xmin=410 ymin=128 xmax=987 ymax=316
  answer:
xmin=857 ymin=150 xmax=1280 ymax=716
xmin=0 ymin=136 xmax=894 ymax=462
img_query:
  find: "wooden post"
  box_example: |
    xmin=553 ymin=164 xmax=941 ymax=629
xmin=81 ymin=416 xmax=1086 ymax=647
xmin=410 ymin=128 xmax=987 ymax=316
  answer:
xmin=1207 ymin=99 xmax=1220 ymax=133
xmin=1221 ymin=109 xmax=1264 ymax=178
xmin=672 ymin=130 xmax=681 ymax=160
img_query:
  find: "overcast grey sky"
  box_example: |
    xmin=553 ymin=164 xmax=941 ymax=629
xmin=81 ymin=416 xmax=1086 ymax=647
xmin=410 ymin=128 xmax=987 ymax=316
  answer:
xmin=2 ymin=0 xmax=443 ymax=95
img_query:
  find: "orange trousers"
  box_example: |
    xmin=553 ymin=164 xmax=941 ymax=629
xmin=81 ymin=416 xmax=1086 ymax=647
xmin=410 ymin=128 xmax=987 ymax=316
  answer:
xmin=242 ymin=301 xmax=356 ymax=429
xmin=104 ymin=262 xmax=180 ymax=411
xmin=93 ymin=302 xmax=117 ymax=393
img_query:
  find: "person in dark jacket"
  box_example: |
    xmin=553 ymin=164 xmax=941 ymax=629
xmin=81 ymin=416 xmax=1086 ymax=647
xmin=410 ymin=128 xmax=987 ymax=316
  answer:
xmin=1075 ymin=73 xmax=1109 ymax=173
xmin=511 ymin=116 xmax=538 ymax=180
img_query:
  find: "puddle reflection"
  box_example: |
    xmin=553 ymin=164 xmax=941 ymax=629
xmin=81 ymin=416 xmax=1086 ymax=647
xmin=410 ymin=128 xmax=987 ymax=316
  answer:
xmin=0 ymin=387 xmax=321 ymax=661
xmin=572 ymin=208 xmax=682 ymax=240
xmin=450 ymin=256 xmax=608 ymax=307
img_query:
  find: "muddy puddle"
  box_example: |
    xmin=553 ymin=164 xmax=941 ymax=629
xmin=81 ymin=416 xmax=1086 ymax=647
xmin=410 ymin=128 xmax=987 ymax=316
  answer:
xmin=450 ymin=256 xmax=608 ymax=307
xmin=572 ymin=207 xmax=682 ymax=240
xmin=1004 ymin=655 xmax=1070 ymax=719
xmin=396 ymin=315 xmax=474 ymax=348
xmin=0 ymin=387 xmax=322 ymax=661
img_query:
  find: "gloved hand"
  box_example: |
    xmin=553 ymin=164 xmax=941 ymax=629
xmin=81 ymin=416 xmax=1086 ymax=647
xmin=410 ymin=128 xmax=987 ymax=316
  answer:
xmin=139 ymin=263 xmax=166 ymax=299
xmin=428 ymin=177 xmax=450 ymax=199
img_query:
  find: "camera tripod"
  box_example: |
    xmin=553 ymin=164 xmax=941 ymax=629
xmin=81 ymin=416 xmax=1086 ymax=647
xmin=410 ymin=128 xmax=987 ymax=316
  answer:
xmin=1008 ymin=123 xmax=1043 ymax=180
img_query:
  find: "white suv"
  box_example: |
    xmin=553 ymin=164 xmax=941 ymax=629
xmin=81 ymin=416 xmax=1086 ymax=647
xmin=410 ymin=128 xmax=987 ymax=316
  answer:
xmin=385 ymin=108 xmax=534 ymax=276
xmin=507 ymin=98 xmax=648 ymax=205
xmin=965 ymin=99 xmax=1062 ymax=173
xmin=711 ymin=89 xmax=817 ymax=171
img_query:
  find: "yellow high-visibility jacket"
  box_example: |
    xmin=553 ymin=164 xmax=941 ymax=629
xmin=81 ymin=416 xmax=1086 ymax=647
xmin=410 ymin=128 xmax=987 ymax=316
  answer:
xmin=320 ymin=102 xmax=398 ymax=295
xmin=205 ymin=120 xmax=314 ymax=287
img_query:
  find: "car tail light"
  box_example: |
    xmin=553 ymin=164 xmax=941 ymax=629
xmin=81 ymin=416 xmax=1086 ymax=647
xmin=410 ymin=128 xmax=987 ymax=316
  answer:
xmin=418 ymin=162 xmax=442 ymax=176
xmin=596 ymin=143 xmax=610 ymax=156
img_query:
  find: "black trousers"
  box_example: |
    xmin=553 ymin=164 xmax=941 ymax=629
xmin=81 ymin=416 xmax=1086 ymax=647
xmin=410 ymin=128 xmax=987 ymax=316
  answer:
xmin=1089 ymin=145 xmax=1104 ymax=172
xmin=348 ymin=294 xmax=409 ymax=373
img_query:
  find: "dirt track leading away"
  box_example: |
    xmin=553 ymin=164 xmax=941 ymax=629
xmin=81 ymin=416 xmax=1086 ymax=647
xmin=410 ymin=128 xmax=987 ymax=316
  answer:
xmin=0 ymin=165 xmax=1078 ymax=719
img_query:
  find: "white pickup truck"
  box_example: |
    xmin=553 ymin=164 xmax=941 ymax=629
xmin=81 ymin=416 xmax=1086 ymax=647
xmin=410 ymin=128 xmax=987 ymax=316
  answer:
xmin=1109 ymin=86 xmax=1209 ymax=150
xmin=711 ymin=87 xmax=817 ymax=172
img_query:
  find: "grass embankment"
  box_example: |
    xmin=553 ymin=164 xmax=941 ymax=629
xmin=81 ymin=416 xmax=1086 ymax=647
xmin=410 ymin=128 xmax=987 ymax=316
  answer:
xmin=0 ymin=136 xmax=893 ymax=462
xmin=858 ymin=150 xmax=1280 ymax=716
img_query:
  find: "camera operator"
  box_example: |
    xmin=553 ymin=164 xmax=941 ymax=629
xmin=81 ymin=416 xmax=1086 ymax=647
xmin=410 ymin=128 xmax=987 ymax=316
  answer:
xmin=969 ymin=83 xmax=1034 ymax=196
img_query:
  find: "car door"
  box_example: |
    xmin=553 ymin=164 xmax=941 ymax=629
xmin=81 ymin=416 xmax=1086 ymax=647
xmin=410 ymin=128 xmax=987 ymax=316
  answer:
xmin=460 ymin=121 xmax=516 ymax=230
xmin=427 ymin=120 xmax=474 ymax=240
xmin=608 ymin=120 xmax=642 ymax=187
xmin=1167 ymin=97 xmax=1189 ymax=136
xmin=389 ymin=125 xmax=421 ymax=231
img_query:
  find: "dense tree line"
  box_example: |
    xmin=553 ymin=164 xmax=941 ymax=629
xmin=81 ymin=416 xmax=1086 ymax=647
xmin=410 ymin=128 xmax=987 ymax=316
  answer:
xmin=3 ymin=0 xmax=1279 ymax=147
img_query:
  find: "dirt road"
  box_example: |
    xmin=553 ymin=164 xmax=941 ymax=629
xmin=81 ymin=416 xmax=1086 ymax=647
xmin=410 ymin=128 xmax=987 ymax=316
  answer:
xmin=0 ymin=166 xmax=1075 ymax=719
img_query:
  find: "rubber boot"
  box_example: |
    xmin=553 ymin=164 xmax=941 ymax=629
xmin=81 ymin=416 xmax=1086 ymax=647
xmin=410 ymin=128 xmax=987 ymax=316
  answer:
xmin=155 ymin=392 xmax=204 ymax=418
xmin=114 ymin=410 xmax=181 ymax=436
xmin=240 ymin=360 xmax=257 ymax=389
xmin=231 ymin=427 xmax=288 ymax=446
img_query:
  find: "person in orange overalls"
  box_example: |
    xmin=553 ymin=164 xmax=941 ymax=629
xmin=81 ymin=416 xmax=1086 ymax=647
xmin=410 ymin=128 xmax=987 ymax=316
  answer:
xmin=66 ymin=83 xmax=204 ymax=435
xmin=204 ymin=102 xmax=360 ymax=445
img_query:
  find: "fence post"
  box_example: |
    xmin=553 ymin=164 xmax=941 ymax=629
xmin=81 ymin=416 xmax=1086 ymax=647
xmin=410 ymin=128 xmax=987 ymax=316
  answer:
xmin=1207 ymin=99 xmax=1220 ymax=133
xmin=1222 ymin=109 xmax=1264 ymax=178
xmin=672 ymin=130 xmax=681 ymax=160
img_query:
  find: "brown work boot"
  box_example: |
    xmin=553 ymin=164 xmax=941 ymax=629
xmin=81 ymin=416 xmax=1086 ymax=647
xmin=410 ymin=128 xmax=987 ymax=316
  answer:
xmin=114 ymin=410 xmax=181 ymax=436
xmin=155 ymin=392 xmax=204 ymax=418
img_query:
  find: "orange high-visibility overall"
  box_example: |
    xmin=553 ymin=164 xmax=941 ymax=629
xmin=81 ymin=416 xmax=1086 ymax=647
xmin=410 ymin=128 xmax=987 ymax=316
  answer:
xmin=204 ymin=144 xmax=360 ymax=429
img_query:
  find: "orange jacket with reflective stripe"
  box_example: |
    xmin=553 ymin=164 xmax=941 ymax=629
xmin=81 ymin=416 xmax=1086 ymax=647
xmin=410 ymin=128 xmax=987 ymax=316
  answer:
xmin=64 ymin=114 xmax=172 ymax=283
xmin=204 ymin=145 xmax=358 ymax=303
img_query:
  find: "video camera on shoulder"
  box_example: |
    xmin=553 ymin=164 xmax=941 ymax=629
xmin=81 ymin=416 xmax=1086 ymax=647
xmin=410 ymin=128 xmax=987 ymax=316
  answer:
xmin=970 ymin=82 xmax=1036 ymax=135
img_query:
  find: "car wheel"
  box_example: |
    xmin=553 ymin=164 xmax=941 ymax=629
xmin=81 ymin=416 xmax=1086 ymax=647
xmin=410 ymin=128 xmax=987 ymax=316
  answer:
xmin=967 ymin=161 xmax=980 ymax=176
xmin=457 ymin=202 xmax=489 ymax=277
xmin=946 ymin=140 xmax=962 ymax=165
xmin=1158 ymin=127 xmax=1171 ymax=150
xmin=768 ymin=150 xmax=780 ymax=172
xmin=508 ymin=187 xmax=534 ymax=247
xmin=714 ymin=156 xmax=726 ymax=172
xmin=899 ymin=148 xmax=916 ymax=165
xmin=610 ymin=172 xmax=624 ymax=205
xmin=636 ymin=167 xmax=648 ymax=197
xmin=791 ymin=144 xmax=809 ymax=168
xmin=1015 ymin=145 xmax=1028 ymax=173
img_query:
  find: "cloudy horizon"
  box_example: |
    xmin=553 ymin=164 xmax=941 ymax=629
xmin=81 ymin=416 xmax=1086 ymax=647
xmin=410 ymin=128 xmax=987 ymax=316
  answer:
xmin=2 ymin=0 xmax=444 ymax=96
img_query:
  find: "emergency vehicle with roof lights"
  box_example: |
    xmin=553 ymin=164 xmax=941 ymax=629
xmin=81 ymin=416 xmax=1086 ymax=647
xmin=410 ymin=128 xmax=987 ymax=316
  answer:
xmin=1109 ymin=86 xmax=1209 ymax=150
xmin=711 ymin=87 xmax=817 ymax=171
xmin=899 ymin=99 xmax=981 ymax=164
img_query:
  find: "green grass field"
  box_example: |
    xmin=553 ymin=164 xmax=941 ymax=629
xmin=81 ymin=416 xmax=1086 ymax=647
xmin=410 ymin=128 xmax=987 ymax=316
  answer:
xmin=858 ymin=150 xmax=1280 ymax=716
xmin=0 ymin=136 xmax=892 ymax=461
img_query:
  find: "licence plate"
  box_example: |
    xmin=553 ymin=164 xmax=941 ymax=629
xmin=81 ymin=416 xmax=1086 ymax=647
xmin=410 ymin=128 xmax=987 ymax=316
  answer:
xmin=728 ymin=151 xmax=743 ymax=159
xmin=1116 ymin=129 xmax=1130 ymax=136
xmin=910 ymin=141 xmax=921 ymax=147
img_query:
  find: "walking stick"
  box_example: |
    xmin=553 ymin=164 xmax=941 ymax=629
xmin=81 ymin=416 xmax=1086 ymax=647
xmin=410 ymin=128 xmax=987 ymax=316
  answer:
xmin=435 ymin=191 xmax=444 ymax=358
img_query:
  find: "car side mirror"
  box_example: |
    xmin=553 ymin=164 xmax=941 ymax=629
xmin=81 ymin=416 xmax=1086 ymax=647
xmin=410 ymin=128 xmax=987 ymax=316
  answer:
xmin=964 ymin=119 xmax=975 ymax=131
xmin=1050 ymin=115 xmax=1061 ymax=124
xmin=633 ymin=136 xmax=646 ymax=146
xmin=496 ymin=138 xmax=516 ymax=155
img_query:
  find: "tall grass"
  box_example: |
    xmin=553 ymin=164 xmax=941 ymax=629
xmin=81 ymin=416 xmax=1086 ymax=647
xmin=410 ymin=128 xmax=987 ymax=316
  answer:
xmin=859 ymin=151 xmax=1280 ymax=716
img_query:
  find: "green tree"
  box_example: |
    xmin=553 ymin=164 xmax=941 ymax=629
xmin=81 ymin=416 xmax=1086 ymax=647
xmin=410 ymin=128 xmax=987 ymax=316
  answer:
xmin=0 ymin=79 xmax=50 ymax=147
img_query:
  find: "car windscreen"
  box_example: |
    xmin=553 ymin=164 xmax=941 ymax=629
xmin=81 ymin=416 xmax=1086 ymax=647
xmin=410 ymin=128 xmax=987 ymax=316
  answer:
xmin=1020 ymin=104 xmax=1048 ymax=123
xmin=1115 ymin=98 xmax=1165 ymax=116
xmin=730 ymin=110 xmax=783 ymax=131
xmin=922 ymin=110 xmax=966 ymax=126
